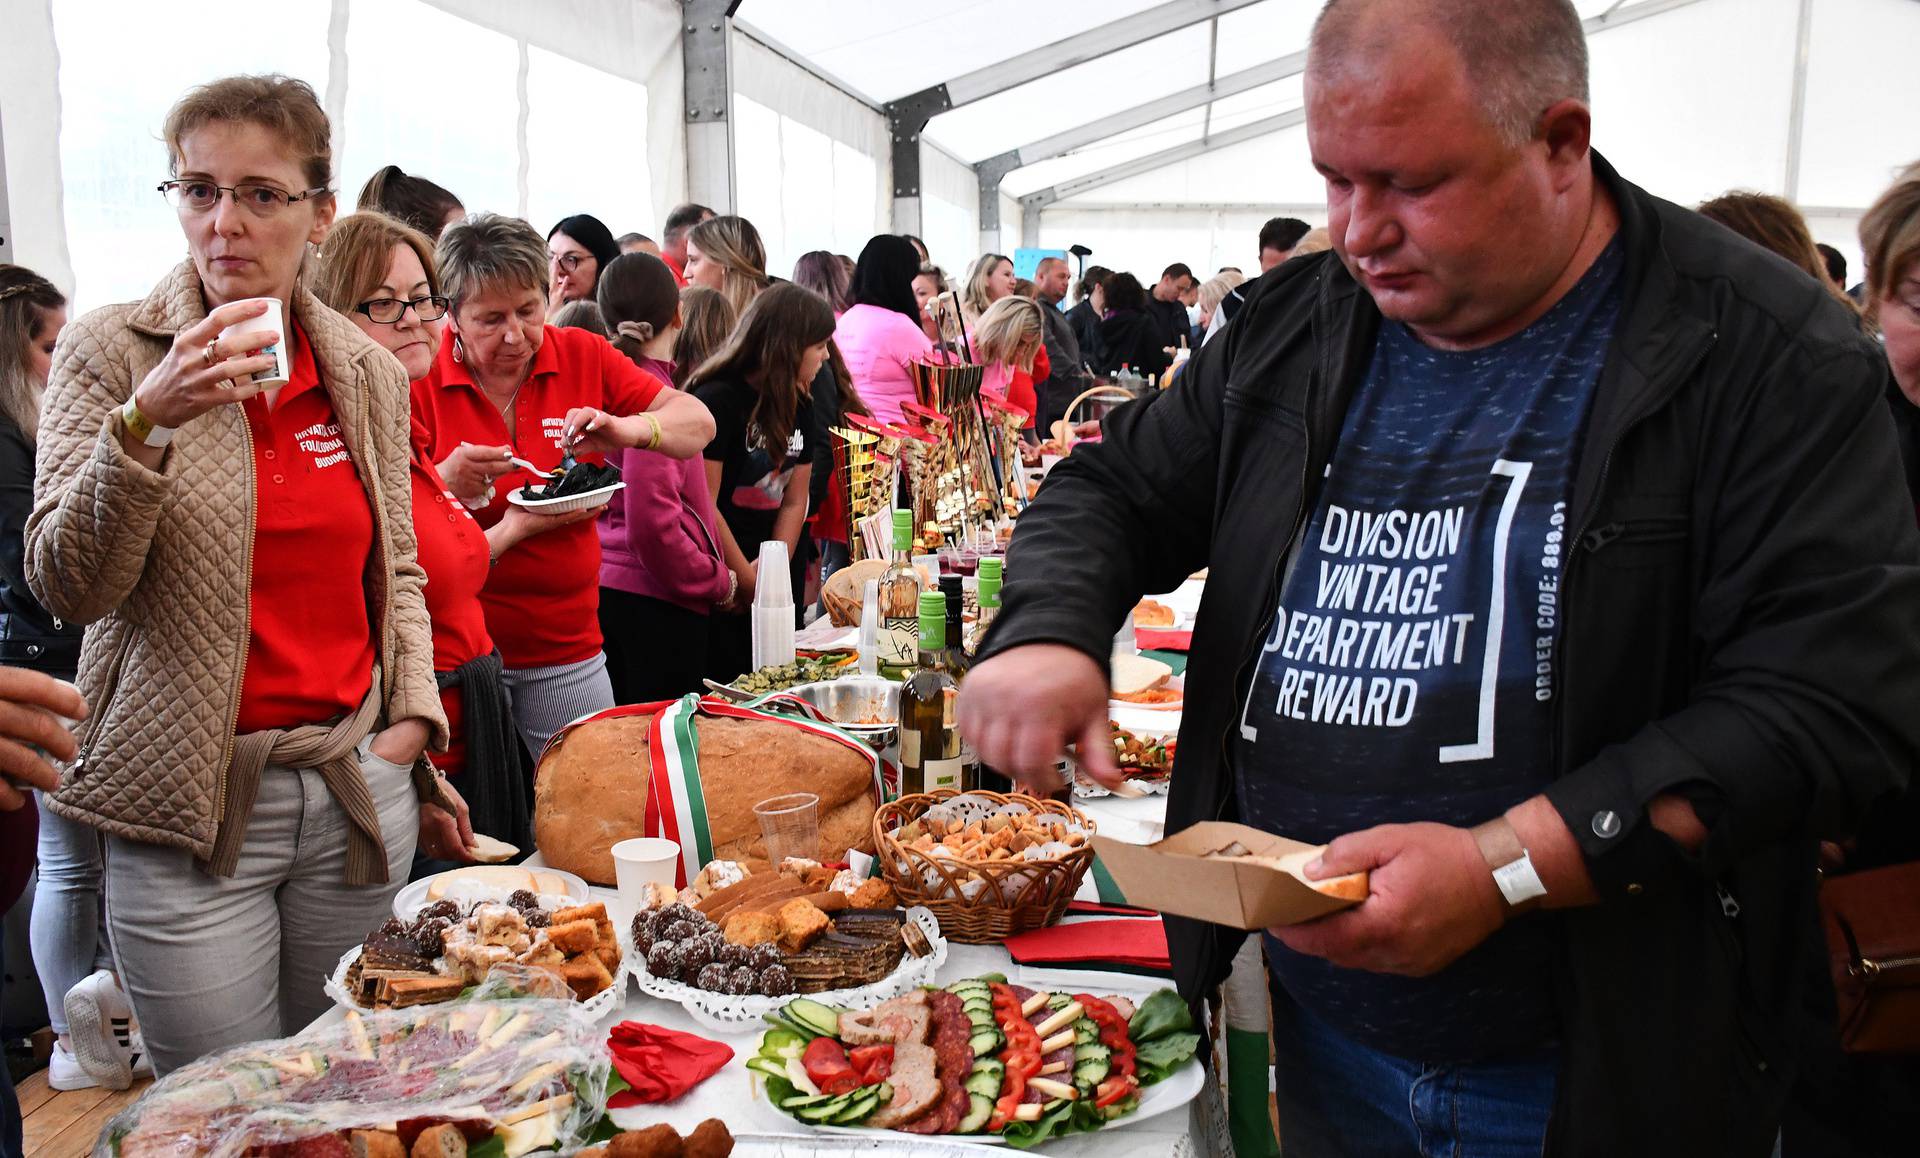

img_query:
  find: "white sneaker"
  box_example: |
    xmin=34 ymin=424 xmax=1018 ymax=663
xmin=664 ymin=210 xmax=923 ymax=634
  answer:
xmin=47 ymin=1042 xmax=99 ymax=1091
xmin=63 ymin=970 xmax=134 ymax=1090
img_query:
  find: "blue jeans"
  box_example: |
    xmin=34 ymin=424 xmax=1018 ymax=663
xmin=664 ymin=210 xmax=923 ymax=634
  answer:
xmin=1271 ymin=983 xmax=1558 ymax=1158
xmin=28 ymin=791 xmax=111 ymax=1036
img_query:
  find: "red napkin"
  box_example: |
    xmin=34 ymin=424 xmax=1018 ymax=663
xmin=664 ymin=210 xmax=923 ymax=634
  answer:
xmin=1134 ymin=627 xmax=1193 ymax=651
xmin=605 ymin=1020 xmax=735 ymax=1107
xmin=1004 ymin=918 xmax=1171 ymax=971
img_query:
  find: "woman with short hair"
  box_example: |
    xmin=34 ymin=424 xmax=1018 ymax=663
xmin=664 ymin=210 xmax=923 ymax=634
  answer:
xmin=595 ymin=254 xmax=734 ymax=702
xmin=28 ymin=75 xmax=460 ymax=1073
xmin=683 ymin=215 xmax=770 ymax=320
xmin=413 ymin=212 xmax=714 ymax=756
xmin=547 ymin=213 xmax=619 ymax=306
xmin=313 ymin=212 xmax=593 ymax=851
xmin=686 ymin=284 xmax=834 ymax=679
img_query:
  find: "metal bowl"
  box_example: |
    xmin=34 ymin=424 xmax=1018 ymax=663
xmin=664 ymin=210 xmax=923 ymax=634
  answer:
xmin=787 ymin=677 xmax=899 ymax=749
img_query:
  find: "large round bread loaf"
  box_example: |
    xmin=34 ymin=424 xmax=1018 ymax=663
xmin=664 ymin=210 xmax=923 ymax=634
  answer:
xmin=533 ymin=710 xmax=880 ymax=885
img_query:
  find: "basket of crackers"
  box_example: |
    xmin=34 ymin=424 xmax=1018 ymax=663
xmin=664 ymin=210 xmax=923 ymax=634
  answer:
xmin=872 ymin=789 xmax=1097 ymax=943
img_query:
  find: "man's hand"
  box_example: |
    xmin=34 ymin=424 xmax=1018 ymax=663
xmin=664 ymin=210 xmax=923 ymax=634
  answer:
xmin=1270 ymin=822 xmax=1507 ymax=977
xmin=0 ymin=669 xmax=87 ymax=810
xmin=956 ymin=643 xmax=1120 ymax=791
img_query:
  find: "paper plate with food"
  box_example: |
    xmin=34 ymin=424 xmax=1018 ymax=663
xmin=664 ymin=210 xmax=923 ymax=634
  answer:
xmin=741 ymin=979 xmax=1203 ymax=1148
xmin=101 ymin=983 xmax=608 ymax=1158
xmin=1128 ymin=599 xmax=1192 ymax=632
xmin=1108 ymin=654 xmax=1183 ymax=712
xmin=394 ymin=863 xmax=592 ymax=921
xmin=327 ymin=891 xmax=626 ymax=1018
xmin=627 ymin=857 xmax=945 ymax=1031
xmin=508 ymin=459 xmax=624 ymax=513
xmin=1074 ymin=720 xmax=1176 ymax=799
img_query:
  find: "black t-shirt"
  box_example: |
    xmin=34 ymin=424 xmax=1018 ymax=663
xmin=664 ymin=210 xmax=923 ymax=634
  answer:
xmin=692 ymin=373 xmax=814 ymax=559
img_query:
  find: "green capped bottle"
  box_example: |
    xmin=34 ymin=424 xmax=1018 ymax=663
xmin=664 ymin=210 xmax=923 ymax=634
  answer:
xmin=900 ymin=591 xmax=966 ymax=795
xmin=876 ymin=509 xmax=923 ymax=680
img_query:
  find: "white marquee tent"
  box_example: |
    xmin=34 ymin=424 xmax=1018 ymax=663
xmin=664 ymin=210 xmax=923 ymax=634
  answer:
xmin=3 ymin=0 xmax=1917 ymax=312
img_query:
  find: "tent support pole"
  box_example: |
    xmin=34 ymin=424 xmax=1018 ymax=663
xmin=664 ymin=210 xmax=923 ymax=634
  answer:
xmin=976 ymin=150 xmax=1022 ymax=254
xmin=0 ymin=106 xmax=11 ymax=264
xmin=886 ymin=87 xmax=951 ymax=235
xmin=1783 ymin=0 xmax=1813 ymax=201
xmin=683 ymin=0 xmax=736 ymax=213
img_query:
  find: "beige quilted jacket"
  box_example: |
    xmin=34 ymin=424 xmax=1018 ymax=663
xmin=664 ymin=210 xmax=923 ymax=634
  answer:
xmin=26 ymin=260 xmax=447 ymax=858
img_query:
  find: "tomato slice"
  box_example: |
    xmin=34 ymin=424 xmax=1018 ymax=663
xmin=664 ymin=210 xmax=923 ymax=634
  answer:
xmin=848 ymin=1044 xmax=893 ymax=1084
xmin=802 ymin=1037 xmax=854 ymax=1090
xmin=1094 ymin=1076 xmax=1135 ymax=1108
xmin=818 ymin=1068 xmax=863 ymax=1096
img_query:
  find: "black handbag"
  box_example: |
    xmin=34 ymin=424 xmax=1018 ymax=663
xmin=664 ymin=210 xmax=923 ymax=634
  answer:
xmin=0 ymin=609 xmax=82 ymax=676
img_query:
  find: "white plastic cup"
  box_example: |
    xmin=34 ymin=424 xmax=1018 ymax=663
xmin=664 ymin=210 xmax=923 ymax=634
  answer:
xmin=610 ymin=837 xmax=680 ymax=903
xmin=220 ymin=297 xmax=291 ymax=387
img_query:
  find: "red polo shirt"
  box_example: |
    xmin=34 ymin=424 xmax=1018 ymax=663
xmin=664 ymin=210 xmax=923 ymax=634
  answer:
xmin=410 ymin=416 xmax=492 ymax=776
xmin=411 ymin=326 xmax=665 ymax=669
xmin=235 ymin=323 xmax=377 ymax=734
xmin=663 ymin=251 xmax=688 ymax=287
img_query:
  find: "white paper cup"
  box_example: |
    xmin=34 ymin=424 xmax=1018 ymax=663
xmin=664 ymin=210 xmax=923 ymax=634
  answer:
xmin=220 ymin=297 xmax=291 ymax=387
xmin=610 ymin=837 xmax=680 ymax=902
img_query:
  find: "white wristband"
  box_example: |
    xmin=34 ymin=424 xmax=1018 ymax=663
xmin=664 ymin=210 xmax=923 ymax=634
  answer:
xmin=1491 ymin=849 xmax=1549 ymax=907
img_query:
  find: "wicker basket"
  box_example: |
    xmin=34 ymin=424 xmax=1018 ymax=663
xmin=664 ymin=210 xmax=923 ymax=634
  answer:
xmin=872 ymin=789 xmax=1097 ymax=943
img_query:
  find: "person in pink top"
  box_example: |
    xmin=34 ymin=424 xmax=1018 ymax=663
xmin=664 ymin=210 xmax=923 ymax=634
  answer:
xmin=834 ymin=235 xmax=932 ymax=425
xmin=594 ymin=253 xmax=735 ymax=703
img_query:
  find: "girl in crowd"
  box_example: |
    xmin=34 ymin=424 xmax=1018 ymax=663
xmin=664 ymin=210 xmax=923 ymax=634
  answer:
xmin=792 ymin=250 xmax=852 ymax=314
xmin=901 ymin=234 xmax=930 ymax=265
xmin=686 ymin=284 xmax=835 ymax=679
xmin=1066 ymin=264 xmax=1110 ymax=369
xmin=2 ymin=265 xmax=139 ymax=1092
xmin=595 ymin=254 xmax=735 ymax=702
xmin=547 ymin=213 xmax=619 ymax=305
xmin=1094 ymin=271 xmax=1172 ymax=380
xmin=27 ymin=76 xmax=464 ymax=1074
xmin=356 ymin=164 xmax=463 ymax=240
xmin=683 ymin=215 xmax=770 ymax=321
xmin=912 ymin=264 xmax=949 ymax=345
xmin=673 ymin=286 xmax=736 ymax=389
xmin=836 ymin=235 xmax=933 ymax=426
xmin=313 ymin=212 xmax=591 ymax=852
xmin=549 ymin=299 xmax=608 ymax=337
xmin=962 ymin=252 xmax=1015 ymax=329
xmin=413 ymin=213 xmax=713 ymax=757
xmin=974 ymin=295 xmax=1048 ymax=433
xmin=1699 ymin=192 xmax=1859 ymax=313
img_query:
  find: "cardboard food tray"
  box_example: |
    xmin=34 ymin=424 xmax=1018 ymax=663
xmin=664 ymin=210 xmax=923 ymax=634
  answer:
xmin=1091 ymin=821 xmax=1364 ymax=930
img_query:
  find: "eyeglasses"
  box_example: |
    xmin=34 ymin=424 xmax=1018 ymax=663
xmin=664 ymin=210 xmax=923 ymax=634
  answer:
xmin=158 ymin=180 xmax=330 ymax=216
xmin=355 ymin=295 xmax=450 ymax=324
xmin=550 ymin=251 xmax=592 ymax=273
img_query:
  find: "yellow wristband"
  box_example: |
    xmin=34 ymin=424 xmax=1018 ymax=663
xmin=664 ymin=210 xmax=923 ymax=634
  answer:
xmin=644 ymin=411 xmax=663 ymax=452
xmin=121 ymin=397 xmax=175 ymax=447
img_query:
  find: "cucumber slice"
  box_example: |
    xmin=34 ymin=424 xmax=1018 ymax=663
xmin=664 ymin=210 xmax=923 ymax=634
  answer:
xmin=782 ymin=998 xmax=847 ymax=1038
xmin=957 ymin=1091 xmax=995 ymax=1134
xmin=828 ymin=1088 xmax=882 ymax=1125
xmin=977 ymin=972 xmax=1008 ymax=984
xmin=745 ymin=1056 xmax=788 ymax=1080
xmin=1046 ymin=993 xmax=1071 ymax=1011
xmin=963 ymin=1067 xmax=1002 ymax=1098
xmin=779 ymin=1092 xmax=839 ymax=1111
xmin=967 ymin=1027 xmax=1004 ymax=1057
xmin=763 ymin=1010 xmax=821 ymax=1040
xmin=948 ymin=979 xmax=990 ymax=994
xmin=1073 ymin=1021 xmax=1099 ymax=1047
xmin=961 ymin=996 xmax=994 ymax=1017
xmin=793 ymin=1092 xmax=855 ymax=1122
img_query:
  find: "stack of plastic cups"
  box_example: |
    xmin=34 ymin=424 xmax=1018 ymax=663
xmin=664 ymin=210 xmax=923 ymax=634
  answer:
xmin=751 ymin=540 xmax=796 ymax=671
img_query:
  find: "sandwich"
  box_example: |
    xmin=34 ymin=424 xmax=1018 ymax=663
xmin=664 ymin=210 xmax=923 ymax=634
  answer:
xmin=1203 ymin=841 xmax=1370 ymax=901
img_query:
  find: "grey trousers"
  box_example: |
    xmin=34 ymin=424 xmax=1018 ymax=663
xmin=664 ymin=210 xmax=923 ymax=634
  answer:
xmin=499 ymin=651 xmax=616 ymax=760
xmin=103 ymin=742 xmax=417 ymax=1075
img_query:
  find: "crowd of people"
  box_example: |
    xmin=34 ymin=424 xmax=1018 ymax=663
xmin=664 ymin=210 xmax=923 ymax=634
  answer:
xmin=1 ymin=0 xmax=1918 ymax=1153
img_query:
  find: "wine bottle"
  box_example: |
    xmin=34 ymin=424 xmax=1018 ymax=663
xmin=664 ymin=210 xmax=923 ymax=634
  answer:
xmin=900 ymin=591 xmax=966 ymax=796
xmin=875 ymin=509 xmax=923 ymax=680
xmin=939 ymin=574 xmax=968 ymax=683
xmin=966 ymin=556 xmax=1001 ymax=658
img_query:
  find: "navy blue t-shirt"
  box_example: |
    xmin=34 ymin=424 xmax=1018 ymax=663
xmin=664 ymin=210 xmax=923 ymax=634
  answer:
xmin=1236 ymin=242 xmax=1625 ymax=1063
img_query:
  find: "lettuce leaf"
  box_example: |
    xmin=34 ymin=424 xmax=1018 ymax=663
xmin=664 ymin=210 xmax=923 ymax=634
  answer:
xmin=1134 ymin=1031 xmax=1201 ymax=1085
xmin=1001 ymin=1100 xmax=1085 ymax=1150
xmin=1126 ymin=989 xmax=1194 ymax=1045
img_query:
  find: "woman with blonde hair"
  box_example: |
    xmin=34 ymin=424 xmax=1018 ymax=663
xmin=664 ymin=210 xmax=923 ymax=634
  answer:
xmin=673 ymin=286 xmax=736 ymax=390
xmin=963 ymin=252 xmax=1015 ymax=328
xmin=682 ymin=215 xmax=769 ymax=319
xmin=313 ymin=211 xmax=589 ymax=853
xmin=1196 ymin=270 xmax=1246 ymax=339
xmin=27 ymin=75 xmax=462 ymax=1073
xmin=974 ymin=295 xmax=1048 ymax=432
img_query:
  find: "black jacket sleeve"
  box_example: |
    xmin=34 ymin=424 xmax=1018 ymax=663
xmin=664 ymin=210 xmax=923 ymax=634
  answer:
xmin=0 ymin=419 xmax=42 ymax=619
xmin=977 ymin=325 xmax=1229 ymax=671
xmin=1546 ymin=339 xmax=1920 ymax=895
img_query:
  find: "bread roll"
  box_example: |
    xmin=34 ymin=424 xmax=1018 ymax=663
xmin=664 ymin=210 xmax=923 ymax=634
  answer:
xmin=1110 ymin=653 xmax=1173 ymax=696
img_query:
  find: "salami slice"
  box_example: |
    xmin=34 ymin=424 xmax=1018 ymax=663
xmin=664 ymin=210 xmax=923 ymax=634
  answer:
xmin=901 ymin=991 xmax=976 ymax=1135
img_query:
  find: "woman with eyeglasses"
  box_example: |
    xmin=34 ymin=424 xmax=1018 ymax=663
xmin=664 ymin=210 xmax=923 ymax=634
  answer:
xmin=412 ymin=213 xmax=714 ymax=758
xmin=548 ymin=214 xmax=619 ymax=306
xmin=26 ymin=76 xmax=463 ymax=1074
xmin=313 ymin=212 xmax=591 ymax=853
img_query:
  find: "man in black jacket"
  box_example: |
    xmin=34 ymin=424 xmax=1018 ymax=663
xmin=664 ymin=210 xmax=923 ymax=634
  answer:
xmin=960 ymin=1 xmax=1920 ymax=1155
xmin=1147 ymin=262 xmax=1197 ymax=353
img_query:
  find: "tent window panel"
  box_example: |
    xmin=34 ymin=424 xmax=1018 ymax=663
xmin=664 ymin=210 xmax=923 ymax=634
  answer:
xmin=342 ymin=0 xmax=519 ymax=221
xmin=831 ymin=142 xmax=881 ymax=260
xmin=733 ymin=95 xmax=788 ymax=279
xmin=776 ymin=115 xmax=836 ymax=278
xmin=1795 ymin=0 xmax=1920 ymax=208
xmin=921 ymin=196 xmax=978 ymax=279
xmin=51 ymin=0 xmax=328 ymax=311
xmin=526 ymin=46 xmax=652 ymax=239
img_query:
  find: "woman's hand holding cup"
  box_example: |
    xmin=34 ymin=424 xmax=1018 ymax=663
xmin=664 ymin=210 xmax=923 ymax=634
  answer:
xmin=132 ymin=299 xmax=281 ymax=429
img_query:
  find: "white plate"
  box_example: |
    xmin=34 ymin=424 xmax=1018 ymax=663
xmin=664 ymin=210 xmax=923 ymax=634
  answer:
xmin=751 ymin=1054 xmax=1204 ymax=1147
xmin=506 ymin=480 xmax=624 ymax=513
xmin=393 ymin=866 xmax=592 ymax=920
xmin=1108 ymin=674 xmax=1185 ymax=713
